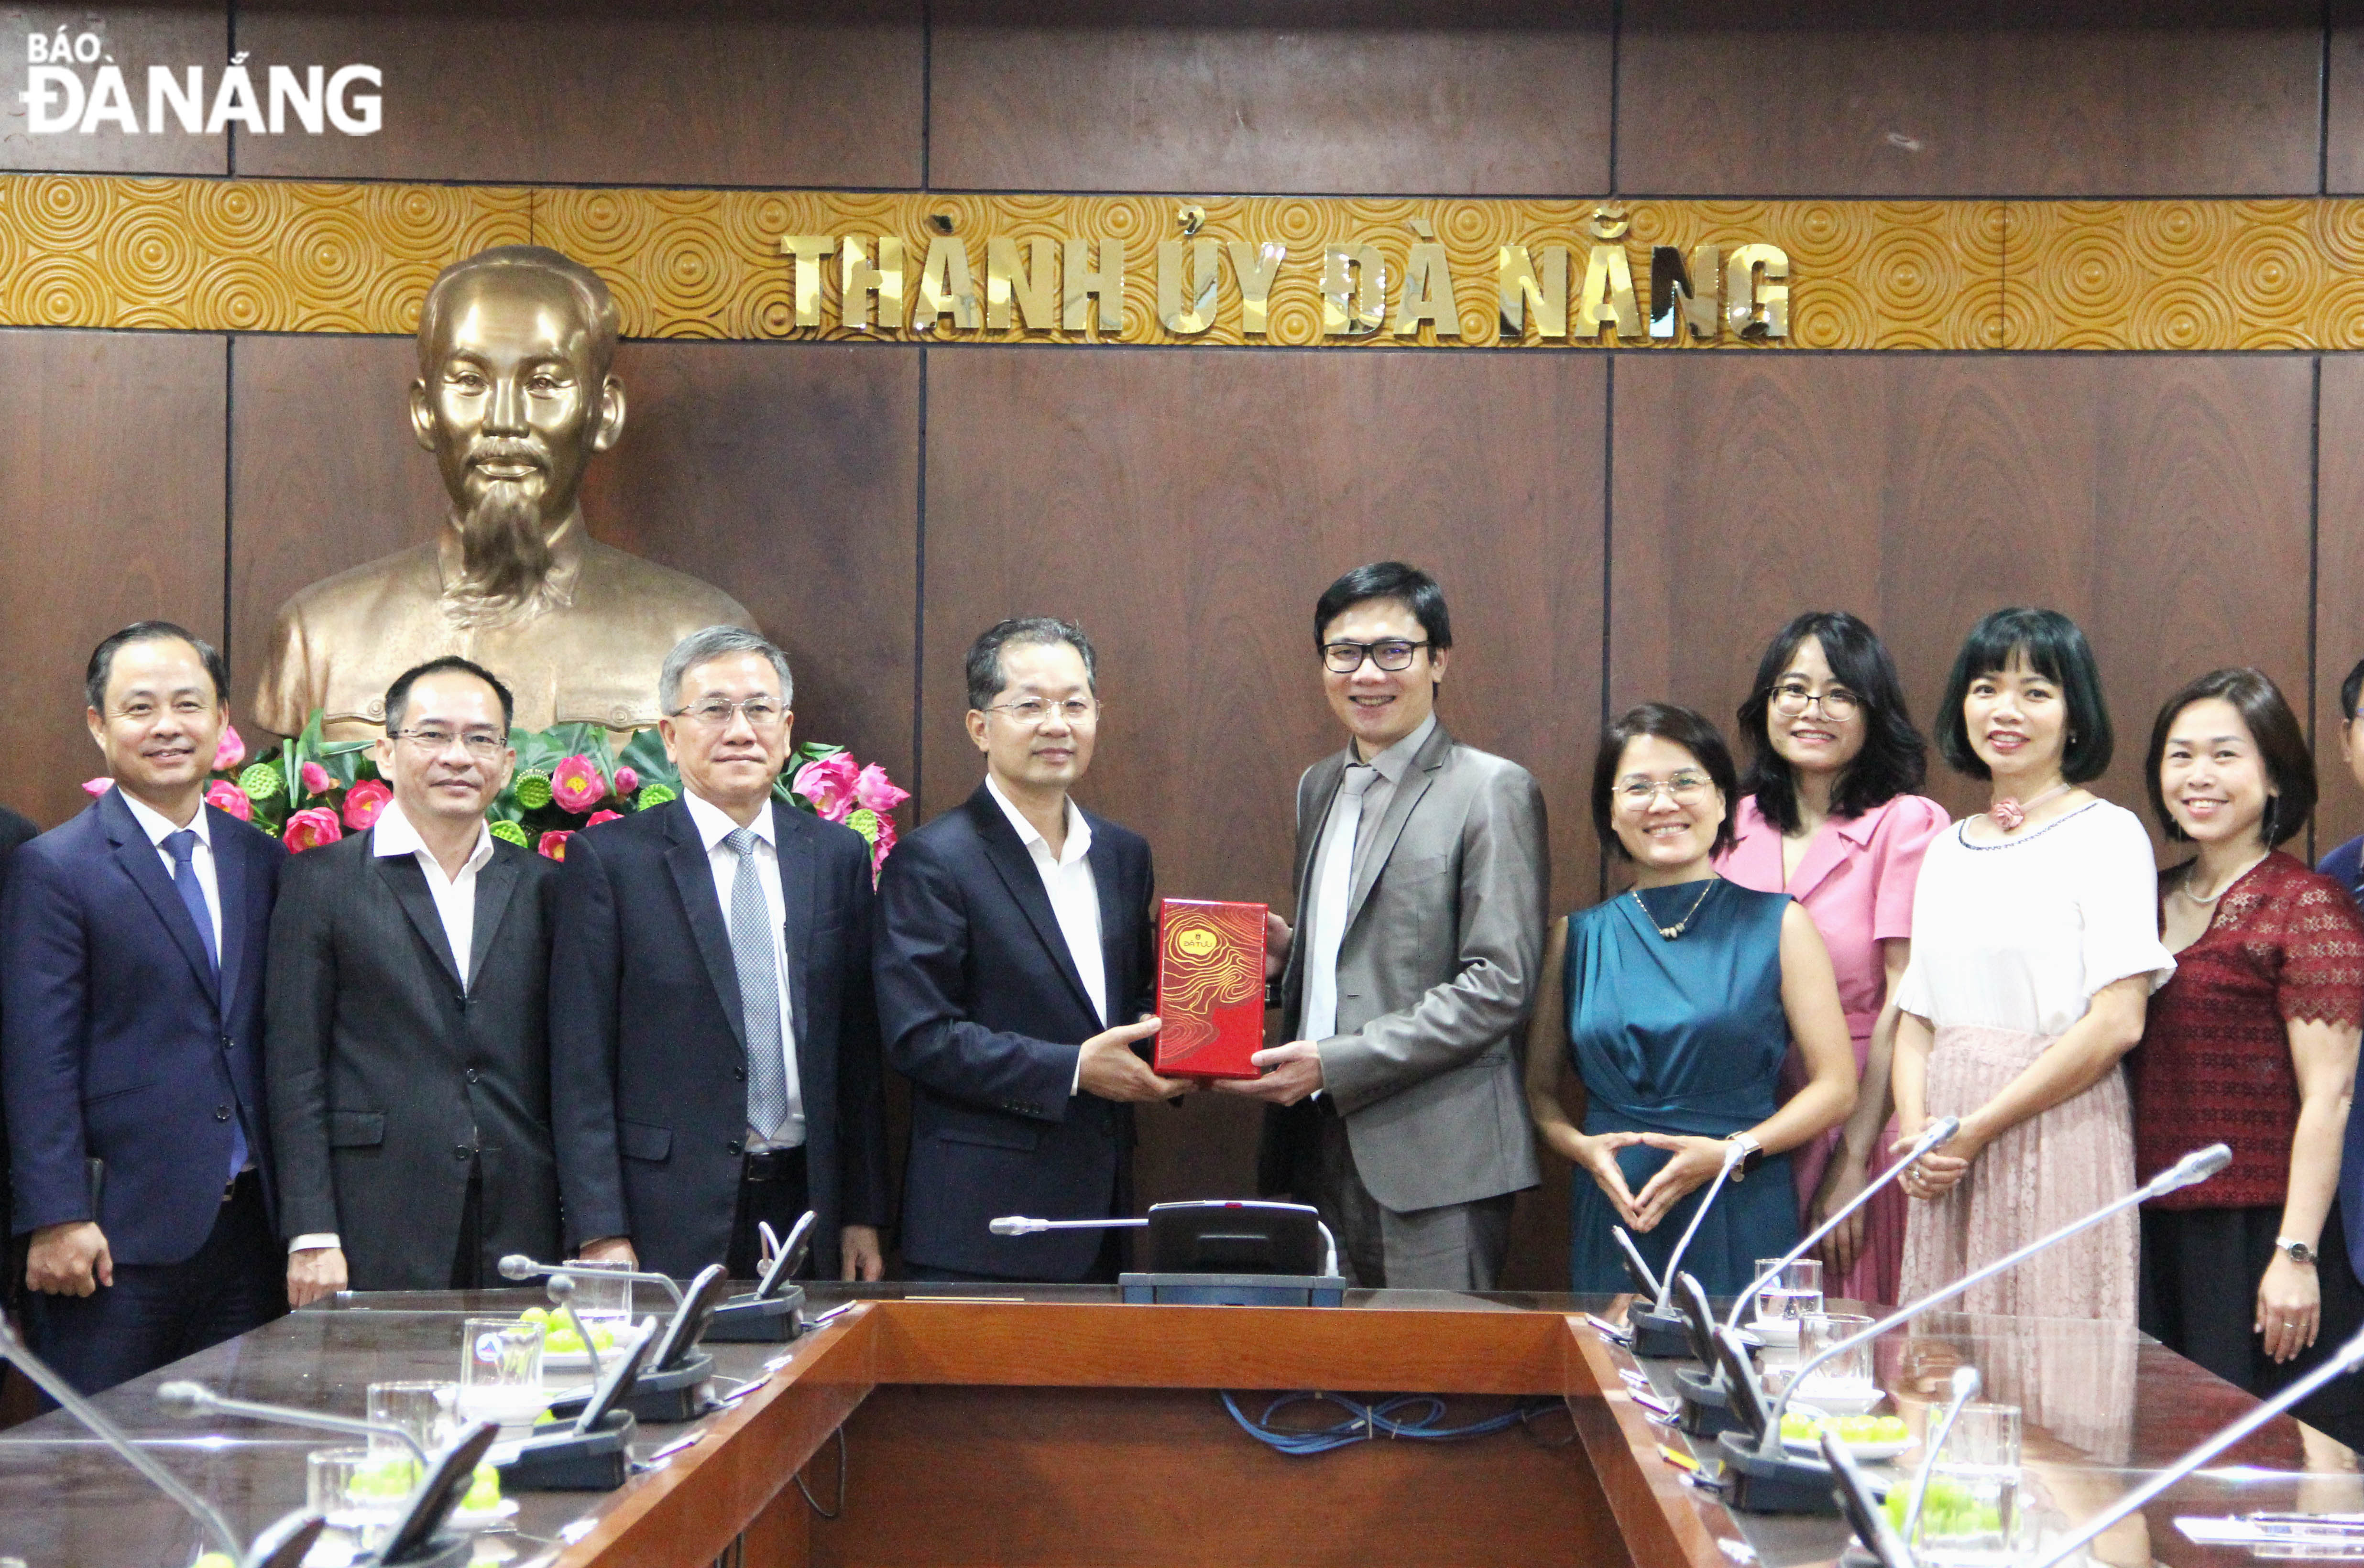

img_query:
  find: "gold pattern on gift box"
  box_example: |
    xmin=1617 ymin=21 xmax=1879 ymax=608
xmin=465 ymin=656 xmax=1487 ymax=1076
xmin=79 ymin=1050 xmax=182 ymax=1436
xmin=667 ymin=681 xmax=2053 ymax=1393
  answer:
xmin=5 ymin=174 xmax=2364 ymax=349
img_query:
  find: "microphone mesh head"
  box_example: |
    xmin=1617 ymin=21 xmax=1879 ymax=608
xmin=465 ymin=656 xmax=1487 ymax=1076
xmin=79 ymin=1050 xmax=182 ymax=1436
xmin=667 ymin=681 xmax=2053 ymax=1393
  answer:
xmin=155 ymin=1381 xmax=210 ymax=1417
xmin=497 ymin=1254 xmax=537 ymax=1281
xmin=545 ymin=1274 xmax=577 ymax=1302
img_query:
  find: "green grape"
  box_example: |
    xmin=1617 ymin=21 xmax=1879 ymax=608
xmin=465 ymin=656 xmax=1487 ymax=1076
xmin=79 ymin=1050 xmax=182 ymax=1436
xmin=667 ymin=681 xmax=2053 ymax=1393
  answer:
xmin=460 ymin=1463 xmax=502 ymax=1512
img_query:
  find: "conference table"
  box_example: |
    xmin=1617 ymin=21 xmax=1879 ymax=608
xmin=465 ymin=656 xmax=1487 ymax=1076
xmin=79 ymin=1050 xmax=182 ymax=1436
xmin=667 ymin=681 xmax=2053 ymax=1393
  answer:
xmin=0 ymin=1283 xmax=2350 ymax=1568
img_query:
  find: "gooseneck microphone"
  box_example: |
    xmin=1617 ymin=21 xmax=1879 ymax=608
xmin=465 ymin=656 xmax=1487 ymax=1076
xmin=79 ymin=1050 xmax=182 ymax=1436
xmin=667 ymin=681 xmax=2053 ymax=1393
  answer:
xmin=544 ymin=1274 xmax=604 ymax=1381
xmin=2022 ymin=1321 xmax=2364 ymax=1568
xmin=989 ymin=1216 xmax=1149 ymax=1235
xmin=498 ymin=1252 xmax=683 ymax=1306
xmin=1901 ymin=1366 xmax=1982 ymax=1546
xmin=158 ymin=1380 xmax=430 ymax=1468
xmin=1718 ymin=1142 xmax=2233 ymax=1513
xmin=0 ymin=1315 xmax=244 ymax=1561
xmin=1652 ymin=1140 xmax=1747 ymax=1314
xmin=1727 ymin=1116 xmax=1963 ymax=1331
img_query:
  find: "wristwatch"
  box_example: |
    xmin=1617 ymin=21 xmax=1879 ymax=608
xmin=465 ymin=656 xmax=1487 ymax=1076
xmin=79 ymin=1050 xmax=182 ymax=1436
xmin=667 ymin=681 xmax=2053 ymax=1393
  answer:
xmin=2276 ymin=1236 xmax=2318 ymax=1266
xmin=1726 ymin=1132 xmax=1765 ymax=1182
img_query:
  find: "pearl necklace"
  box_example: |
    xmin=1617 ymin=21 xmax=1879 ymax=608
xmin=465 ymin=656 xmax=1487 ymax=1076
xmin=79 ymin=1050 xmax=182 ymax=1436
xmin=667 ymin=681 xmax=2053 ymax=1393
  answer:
xmin=1633 ymin=880 xmax=1717 ymax=940
xmin=2178 ymin=852 xmax=2267 ymax=906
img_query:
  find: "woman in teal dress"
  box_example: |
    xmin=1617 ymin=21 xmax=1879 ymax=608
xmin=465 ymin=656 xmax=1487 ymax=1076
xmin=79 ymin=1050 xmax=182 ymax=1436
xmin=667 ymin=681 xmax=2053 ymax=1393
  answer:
xmin=1526 ymin=703 xmax=1859 ymax=1295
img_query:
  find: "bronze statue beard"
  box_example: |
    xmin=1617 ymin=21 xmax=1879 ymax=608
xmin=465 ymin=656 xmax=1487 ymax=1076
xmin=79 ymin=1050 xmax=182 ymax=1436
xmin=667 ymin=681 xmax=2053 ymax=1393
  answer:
xmin=443 ymin=476 xmax=561 ymax=626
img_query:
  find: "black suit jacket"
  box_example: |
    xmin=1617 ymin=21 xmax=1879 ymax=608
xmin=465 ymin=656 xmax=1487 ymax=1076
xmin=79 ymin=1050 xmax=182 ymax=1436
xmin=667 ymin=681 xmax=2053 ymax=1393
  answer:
xmin=549 ymin=797 xmax=886 ymax=1280
xmin=263 ymin=826 xmax=562 ymax=1289
xmin=2 ymin=788 xmax=280 ymax=1261
xmin=0 ymin=803 xmax=39 ymax=1305
xmin=873 ymin=783 xmax=1154 ymax=1279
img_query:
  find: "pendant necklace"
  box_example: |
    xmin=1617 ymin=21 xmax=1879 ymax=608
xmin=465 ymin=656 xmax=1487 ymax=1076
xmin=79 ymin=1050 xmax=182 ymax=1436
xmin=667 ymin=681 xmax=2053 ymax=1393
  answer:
xmin=2179 ymin=851 xmax=2267 ymax=907
xmin=1988 ymin=779 xmax=2071 ymax=833
xmin=1633 ymin=880 xmax=1717 ymax=940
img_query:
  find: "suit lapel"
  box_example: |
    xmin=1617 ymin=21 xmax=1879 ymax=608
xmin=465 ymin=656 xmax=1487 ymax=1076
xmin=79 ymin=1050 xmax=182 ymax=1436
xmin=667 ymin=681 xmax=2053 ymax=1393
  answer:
xmin=1088 ymin=822 xmax=1123 ymax=1027
xmin=468 ymin=849 xmax=521 ymax=989
xmin=375 ymin=848 xmax=464 ymax=993
xmin=665 ymin=802 xmax=748 ymax=1054
xmin=100 ymin=789 xmax=219 ymax=1007
xmin=211 ymin=808 xmax=247 ymax=1012
xmin=1344 ymin=722 xmax=1452 ymax=928
xmin=770 ymin=801 xmax=815 ymax=1056
xmin=970 ymin=788 xmax=1098 ymax=1022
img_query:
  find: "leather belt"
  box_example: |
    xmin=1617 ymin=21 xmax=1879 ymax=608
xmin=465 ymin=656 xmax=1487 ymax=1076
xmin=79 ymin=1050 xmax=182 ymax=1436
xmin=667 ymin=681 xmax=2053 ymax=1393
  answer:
xmin=742 ymin=1146 xmax=806 ymax=1183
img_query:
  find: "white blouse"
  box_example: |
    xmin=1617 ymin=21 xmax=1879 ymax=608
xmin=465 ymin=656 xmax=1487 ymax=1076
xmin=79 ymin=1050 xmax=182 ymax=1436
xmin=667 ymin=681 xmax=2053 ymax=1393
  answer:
xmin=1897 ymin=800 xmax=2174 ymax=1037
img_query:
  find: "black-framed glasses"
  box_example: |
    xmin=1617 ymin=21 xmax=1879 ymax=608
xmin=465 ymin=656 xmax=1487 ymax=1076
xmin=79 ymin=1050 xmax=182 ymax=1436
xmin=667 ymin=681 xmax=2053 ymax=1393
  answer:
xmin=1770 ymin=681 xmax=1861 ymax=721
xmin=1323 ymin=639 xmax=1431 ymax=674
xmin=394 ymin=727 xmax=507 ymax=759
xmin=983 ymin=697 xmax=1098 ymax=725
xmin=670 ymin=698 xmax=788 ymax=730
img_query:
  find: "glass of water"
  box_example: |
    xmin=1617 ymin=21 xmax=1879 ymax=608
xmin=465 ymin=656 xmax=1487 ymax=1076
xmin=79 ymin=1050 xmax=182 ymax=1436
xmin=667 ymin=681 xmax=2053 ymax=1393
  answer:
xmin=457 ymin=1317 xmax=545 ymax=1425
xmin=1751 ymin=1257 xmax=1825 ymax=1341
xmin=308 ymin=1445 xmax=410 ymax=1545
xmin=565 ymin=1260 xmax=635 ymax=1328
xmin=1912 ymin=1402 xmax=2027 ymax=1567
xmin=366 ymin=1380 xmax=458 ymax=1473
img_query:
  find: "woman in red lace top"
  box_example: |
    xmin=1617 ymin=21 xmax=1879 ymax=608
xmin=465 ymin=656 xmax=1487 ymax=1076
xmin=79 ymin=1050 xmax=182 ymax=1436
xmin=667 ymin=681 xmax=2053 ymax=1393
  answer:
xmin=2134 ymin=668 xmax=2364 ymax=1446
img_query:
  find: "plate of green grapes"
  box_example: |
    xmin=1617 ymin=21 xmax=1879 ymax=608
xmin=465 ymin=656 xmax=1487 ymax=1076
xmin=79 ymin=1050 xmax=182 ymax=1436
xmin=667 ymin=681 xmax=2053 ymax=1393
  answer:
xmin=339 ymin=1457 xmax=515 ymax=1528
xmin=1779 ymin=1411 xmax=1914 ymax=1462
xmin=1881 ymin=1478 xmax=2002 ymax=1538
xmin=516 ymin=1305 xmax=624 ymax=1370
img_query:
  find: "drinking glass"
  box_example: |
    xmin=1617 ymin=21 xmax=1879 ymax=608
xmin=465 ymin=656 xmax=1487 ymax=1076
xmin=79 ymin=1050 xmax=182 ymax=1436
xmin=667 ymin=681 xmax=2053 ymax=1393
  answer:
xmin=366 ymin=1380 xmax=459 ymax=1470
xmin=308 ymin=1445 xmax=409 ymax=1544
xmin=565 ymin=1260 xmax=635 ymax=1328
xmin=1751 ymin=1257 xmax=1824 ymax=1340
xmin=1913 ymin=1402 xmax=2027 ymax=1567
xmin=457 ymin=1317 xmax=544 ymax=1424
xmin=1789 ymin=1312 xmax=1879 ymax=1404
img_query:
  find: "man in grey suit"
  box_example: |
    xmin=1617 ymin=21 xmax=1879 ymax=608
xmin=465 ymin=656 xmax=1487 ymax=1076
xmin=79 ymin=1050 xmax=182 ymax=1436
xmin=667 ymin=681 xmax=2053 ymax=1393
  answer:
xmin=268 ymin=656 xmax=561 ymax=1300
xmin=1222 ymin=563 xmax=1547 ymax=1290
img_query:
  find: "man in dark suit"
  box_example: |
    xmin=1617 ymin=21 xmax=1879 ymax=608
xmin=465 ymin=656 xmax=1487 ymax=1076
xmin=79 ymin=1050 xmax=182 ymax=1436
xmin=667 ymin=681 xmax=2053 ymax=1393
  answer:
xmin=875 ymin=618 xmax=1185 ymax=1283
xmin=551 ymin=627 xmax=886 ymax=1282
xmin=268 ymin=656 xmax=562 ymax=1300
xmin=3 ymin=622 xmax=284 ymax=1394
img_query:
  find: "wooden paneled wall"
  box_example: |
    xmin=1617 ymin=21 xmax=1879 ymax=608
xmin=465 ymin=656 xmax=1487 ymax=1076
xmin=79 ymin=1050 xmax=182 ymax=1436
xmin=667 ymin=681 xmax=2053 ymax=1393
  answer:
xmin=1 ymin=0 xmax=2359 ymax=1289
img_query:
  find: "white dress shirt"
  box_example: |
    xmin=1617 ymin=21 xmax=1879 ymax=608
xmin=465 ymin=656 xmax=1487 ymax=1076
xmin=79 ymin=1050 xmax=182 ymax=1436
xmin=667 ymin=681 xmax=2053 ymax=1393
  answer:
xmin=1299 ymin=713 xmax=1434 ymax=1021
xmin=985 ymin=776 xmax=1106 ymax=1095
xmin=119 ymin=787 xmax=221 ymax=957
xmin=372 ymin=800 xmax=496 ymax=988
xmin=684 ymin=790 xmax=803 ymax=1149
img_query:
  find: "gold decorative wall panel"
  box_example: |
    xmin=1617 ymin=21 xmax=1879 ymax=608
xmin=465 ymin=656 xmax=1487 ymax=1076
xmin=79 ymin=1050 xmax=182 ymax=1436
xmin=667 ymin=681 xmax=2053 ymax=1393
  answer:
xmin=0 ymin=175 xmax=2359 ymax=350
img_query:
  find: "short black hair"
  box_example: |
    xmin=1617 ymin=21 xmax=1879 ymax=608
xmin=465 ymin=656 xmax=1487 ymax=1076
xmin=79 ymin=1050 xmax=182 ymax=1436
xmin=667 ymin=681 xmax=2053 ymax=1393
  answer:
xmin=1313 ymin=562 xmax=1453 ymax=654
xmin=85 ymin=621 xmax=228 ymax=714
xmin=384 ymin=655 xmax=515 ymax=735
xmin=2145 ymin=667 xmax=2315 ymax=848
xmin=1737 ymin=610 xmax=1929 ymax=835
xmin=966 ymin=617 xmax=1098 ymax=712
xmin=2341 ymin=655 xmax=2364 ymax=730
xmin=1591 ymin=702 xmax=1739 ymax=861
xmin=1933 ymin=608 xmax=2113 ymax=784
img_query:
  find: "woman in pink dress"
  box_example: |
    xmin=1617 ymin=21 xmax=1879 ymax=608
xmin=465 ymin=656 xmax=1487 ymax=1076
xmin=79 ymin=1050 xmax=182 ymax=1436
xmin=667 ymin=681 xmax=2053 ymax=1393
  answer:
xmin=1717 ymin=611 xmax=1946 ymax=1305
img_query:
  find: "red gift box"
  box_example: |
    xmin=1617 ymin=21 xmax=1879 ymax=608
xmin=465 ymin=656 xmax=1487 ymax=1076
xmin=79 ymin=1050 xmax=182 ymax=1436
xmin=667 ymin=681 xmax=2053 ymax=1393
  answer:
xmin=1154 ymin=898 xmax=1268 ymax=1080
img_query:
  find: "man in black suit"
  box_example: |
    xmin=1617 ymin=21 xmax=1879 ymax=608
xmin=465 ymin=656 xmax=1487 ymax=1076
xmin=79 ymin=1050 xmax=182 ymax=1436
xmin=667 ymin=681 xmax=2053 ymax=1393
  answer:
xmin=267 ymin=657 xmax=562 ymax=1300
xmin=551 ymin=627 xmax=887 ymax=1282
xmin=875 ymin=618 xmax=1185 ymax=1283
xmin=3 ymin=622 xmax=283 ymax=1394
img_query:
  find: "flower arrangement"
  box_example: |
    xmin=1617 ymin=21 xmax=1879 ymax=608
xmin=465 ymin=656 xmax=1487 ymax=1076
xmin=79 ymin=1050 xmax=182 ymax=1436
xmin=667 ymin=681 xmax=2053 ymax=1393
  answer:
xmin=85 ymin=712 xmax=911 ymax=878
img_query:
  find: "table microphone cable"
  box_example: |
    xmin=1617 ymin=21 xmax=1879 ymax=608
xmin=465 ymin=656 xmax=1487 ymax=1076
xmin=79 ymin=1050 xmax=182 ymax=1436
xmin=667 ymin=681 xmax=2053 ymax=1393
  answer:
xmin=1220 ymin=1390 xmax=1559 ymax=1455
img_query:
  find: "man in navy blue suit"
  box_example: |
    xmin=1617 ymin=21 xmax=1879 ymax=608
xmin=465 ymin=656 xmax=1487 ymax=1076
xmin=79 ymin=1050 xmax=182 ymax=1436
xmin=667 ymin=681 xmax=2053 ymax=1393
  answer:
xmin=3 ymin=622 xmax=284 ymax=1394
xmin=874 ymin=618 xmax=1186 ymax=1283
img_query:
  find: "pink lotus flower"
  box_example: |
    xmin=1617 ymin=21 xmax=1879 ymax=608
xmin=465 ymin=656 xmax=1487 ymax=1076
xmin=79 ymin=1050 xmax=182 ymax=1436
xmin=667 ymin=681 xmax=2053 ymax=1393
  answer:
xmin=613 ymin=766 xmax=639 ymax=799
xmin=868 ymin=810 xmax=898 ymax=882
xmin=204 ymin=779 xmax=252 ymax=822
xmin=586 ymin=809 xmax=622 ymax=827
xmin=853 ymin=762 xmax=909 ymax=815
xmin=300 ymin=761 xmax=333 ymax=795
xmin=213 ymin=724 xmax=246 ymax=773
xmin=552 ymin=755 xmax=605 ymax=814
xmin=283 ymin=807 xmax=344 ymax=852
xmin=538 ymin=829 xmax=574 ymax=861
xmin=342 ymin=779 xmax=393 ymax=831
xmin=793 ymin=754 xmax=859 ymax=823
xmin=82 ymin=777 xmax=111 ymax=798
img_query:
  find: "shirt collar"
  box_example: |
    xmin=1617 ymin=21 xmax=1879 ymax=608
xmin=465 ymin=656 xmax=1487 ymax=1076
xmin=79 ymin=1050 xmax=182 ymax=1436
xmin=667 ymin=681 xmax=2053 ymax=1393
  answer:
xmin=684 ymin=787 xmax=775 ymax=853
xmin=118 ymin=786 xmax=211 ymax=850
xmin=985 ymin=774 xmax=1092 ymax=867
xmin=372 ymin=798 xmax=494 ymax=873
xmin=1355 ymin=712 xmax=1437 ymax=785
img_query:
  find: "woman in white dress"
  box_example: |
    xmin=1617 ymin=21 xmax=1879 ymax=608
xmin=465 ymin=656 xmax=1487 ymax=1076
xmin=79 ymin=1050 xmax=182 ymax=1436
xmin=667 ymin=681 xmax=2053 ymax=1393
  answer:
xmin=1893 ymin=608 xmax=2174 ymax=1322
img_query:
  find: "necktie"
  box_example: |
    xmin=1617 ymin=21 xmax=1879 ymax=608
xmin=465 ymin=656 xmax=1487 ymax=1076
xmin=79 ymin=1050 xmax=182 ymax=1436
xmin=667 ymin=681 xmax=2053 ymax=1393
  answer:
xmin=724 ymin=828 xmax=792 ymax=1141
xmin=166 ymin=828 xmax=243 ymax=1180
xmin=1299 ymin=766 xmax=1377 ymax=1043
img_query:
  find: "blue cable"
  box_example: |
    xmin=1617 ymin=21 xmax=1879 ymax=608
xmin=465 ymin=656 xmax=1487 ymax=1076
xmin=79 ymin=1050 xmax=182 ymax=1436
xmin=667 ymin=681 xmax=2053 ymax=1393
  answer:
xmin=1220 ymin=1390 xmax=1552 ymax=1455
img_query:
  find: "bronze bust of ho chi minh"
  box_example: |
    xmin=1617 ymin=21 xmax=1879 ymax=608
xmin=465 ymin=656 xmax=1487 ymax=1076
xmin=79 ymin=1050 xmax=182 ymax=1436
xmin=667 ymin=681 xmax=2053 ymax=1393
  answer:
xmin=251 ymin=244 xmax=756 ymax=740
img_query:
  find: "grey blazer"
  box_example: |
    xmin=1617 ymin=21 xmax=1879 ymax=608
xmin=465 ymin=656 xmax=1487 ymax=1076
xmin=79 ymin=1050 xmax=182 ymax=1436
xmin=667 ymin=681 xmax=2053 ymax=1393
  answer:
xmin=1260 ymin=721 xmax=1548 ymax=1213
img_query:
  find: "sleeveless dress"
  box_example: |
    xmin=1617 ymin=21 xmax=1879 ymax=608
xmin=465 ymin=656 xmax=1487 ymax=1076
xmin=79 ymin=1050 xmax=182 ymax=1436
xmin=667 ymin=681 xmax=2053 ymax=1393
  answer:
xmin=1565 ymin=880 xmax=1800 ymax=1296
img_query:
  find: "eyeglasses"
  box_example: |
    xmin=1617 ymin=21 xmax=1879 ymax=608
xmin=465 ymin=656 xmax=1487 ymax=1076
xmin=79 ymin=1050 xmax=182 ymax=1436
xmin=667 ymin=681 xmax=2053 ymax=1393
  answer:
xmin=671 ymin=698 xmax=788 ymax=730
xmin=1616 ymin=773 xmax=1714 ymax=806
xmin=1770 ymin=681 xmax=1861 ymax=721
xmin=983 ymin=697 xmax=1098 ymax=725
xmin=394 ymin=727 xmax=507 ymax=759
xmin=1323 ymin=639 xmax=1431 ymax=674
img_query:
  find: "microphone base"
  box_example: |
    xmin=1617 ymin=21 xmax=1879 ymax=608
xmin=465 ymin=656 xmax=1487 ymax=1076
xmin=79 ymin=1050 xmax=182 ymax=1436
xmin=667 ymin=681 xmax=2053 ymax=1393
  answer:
xmin=1715 ymin=1431 xmax=1842 ymax=1514
xmin=364 ymin=1529 xmax=473 ymax=1568
xmin=492 ymin=1409 xmax=636 ymax=1491
xmin=705 ymin=1286 xmax=806 ymax=1343
xmin=1628 ymin=1307 xmax=1696 ymax=1360
xmin=1116 ymin=1272 xmax=1348 ymax=1307
xmin=1839 ymin=1547 xmax=1884 ymax=1568
xmin=1673 ymin=1368 xmax=1748 ymax=1439
xmin=543 ymin=1352 xmax=715 ymax=1425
